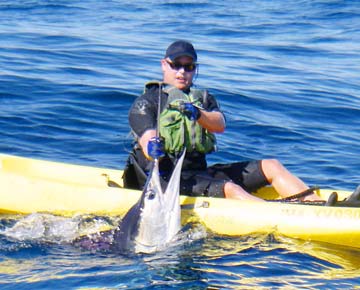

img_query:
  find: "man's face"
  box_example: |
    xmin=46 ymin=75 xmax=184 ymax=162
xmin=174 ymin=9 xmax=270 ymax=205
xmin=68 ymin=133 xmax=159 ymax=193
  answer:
xmin=161 ymin=56 xmax=197 ymax=90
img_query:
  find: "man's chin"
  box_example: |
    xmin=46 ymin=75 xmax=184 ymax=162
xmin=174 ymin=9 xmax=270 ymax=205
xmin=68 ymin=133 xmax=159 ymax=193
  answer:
xmin=174 ymin=82 xmax=190 ymax=90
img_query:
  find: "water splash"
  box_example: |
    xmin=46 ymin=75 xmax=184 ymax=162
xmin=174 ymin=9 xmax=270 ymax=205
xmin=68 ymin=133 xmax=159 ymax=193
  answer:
xmin=0 ymin=213 xmax=117 ymax=244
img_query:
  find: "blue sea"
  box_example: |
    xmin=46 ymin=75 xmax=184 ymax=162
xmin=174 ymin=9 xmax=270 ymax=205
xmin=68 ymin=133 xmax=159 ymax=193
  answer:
xmin=1 ymin=0 xmax=360 ymax=289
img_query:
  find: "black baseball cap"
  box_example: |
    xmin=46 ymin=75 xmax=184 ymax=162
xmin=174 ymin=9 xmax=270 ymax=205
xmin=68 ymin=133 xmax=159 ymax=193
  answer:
xmin=164 ymin=40 xmax=197 ymax=62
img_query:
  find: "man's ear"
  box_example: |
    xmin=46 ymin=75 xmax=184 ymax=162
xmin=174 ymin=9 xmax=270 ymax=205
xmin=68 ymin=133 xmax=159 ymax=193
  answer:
xmin=160 ymin=59 xmax=167 ymax=72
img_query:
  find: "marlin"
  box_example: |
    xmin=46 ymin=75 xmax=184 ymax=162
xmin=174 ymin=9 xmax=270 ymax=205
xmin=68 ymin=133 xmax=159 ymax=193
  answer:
xmin=74 ymin=150 xmax=186 ymax=254
xmin=112 ymin=149 xmax=186 ymax=253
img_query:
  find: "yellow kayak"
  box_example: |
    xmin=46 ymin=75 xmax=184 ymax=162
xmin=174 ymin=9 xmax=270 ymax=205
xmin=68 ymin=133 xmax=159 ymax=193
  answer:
xmin=0 ymin=153 xmax=359 ymax=250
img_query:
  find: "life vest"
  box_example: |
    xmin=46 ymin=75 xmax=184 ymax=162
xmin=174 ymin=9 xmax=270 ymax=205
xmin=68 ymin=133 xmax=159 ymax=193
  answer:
xmin=154 ymin=83 xmax=217 ymax=154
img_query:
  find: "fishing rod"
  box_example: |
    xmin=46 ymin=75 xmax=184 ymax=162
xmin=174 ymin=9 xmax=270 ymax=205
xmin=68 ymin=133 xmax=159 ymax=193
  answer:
xmin=156 ymin=82 xmax=163 ymax=140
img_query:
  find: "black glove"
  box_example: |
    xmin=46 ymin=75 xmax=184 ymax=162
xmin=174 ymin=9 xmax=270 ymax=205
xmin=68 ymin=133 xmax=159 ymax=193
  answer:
xmin=178 ymin=102 xmax=201 ymax=121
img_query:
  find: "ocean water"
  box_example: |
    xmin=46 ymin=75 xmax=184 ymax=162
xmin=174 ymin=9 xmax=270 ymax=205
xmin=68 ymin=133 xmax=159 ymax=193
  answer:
xmin=1 ymin=0 xmax=360 ymax=289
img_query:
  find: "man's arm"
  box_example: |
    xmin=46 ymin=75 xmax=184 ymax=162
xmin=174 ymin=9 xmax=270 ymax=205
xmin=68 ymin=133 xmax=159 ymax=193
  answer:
xmin=197 ymin=110 xmax=225 ymax=133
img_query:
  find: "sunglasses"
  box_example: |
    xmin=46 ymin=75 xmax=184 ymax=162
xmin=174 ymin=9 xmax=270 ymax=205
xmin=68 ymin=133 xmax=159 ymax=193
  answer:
xmin=166 ymin=60 xmax=197 ymax=72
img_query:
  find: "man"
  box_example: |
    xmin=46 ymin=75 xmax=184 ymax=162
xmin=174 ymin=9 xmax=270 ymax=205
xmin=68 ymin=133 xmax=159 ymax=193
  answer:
xmin=123 ymin=40 xmax=323 ymax=202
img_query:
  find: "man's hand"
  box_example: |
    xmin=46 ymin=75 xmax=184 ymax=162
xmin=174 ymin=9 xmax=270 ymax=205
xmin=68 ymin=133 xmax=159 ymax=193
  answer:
xmin=147 ymin=137 xmax=165 ymax=159
xmin=179 ymin=102 xmax=201 ymax=121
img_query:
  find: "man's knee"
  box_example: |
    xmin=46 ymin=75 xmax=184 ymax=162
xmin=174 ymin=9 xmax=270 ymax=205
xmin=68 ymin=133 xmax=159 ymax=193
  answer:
xmin=261 ymin=159 xmax=285 ymax=180
xmin=262 ymin=159 xmax=283 ymax=169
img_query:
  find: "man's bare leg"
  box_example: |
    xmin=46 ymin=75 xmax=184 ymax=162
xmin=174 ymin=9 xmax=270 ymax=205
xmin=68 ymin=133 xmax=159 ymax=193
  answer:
xmin=224 ymin=182 xmax=265 ymax=202
xmin=261 ymin=159 xmax=321 ymax=201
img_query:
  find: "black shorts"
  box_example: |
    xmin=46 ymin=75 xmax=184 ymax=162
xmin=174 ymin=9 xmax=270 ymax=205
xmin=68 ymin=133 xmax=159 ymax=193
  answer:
xmin=123 ymin=151 xmax=269 ymax=198
xmin=179 ymin=160 xmax=270 ymax=198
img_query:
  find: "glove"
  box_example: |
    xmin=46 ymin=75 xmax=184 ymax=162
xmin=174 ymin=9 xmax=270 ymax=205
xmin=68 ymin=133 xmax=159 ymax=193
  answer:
xmin=147 ymin=137 xmax=165 ymax=159
xmin=179 ymin=102 xmax=201 ymax=121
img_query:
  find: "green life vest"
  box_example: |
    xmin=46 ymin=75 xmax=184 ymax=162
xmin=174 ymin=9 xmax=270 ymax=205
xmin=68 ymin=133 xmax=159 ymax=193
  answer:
xmin=158 ymin=84 xmax=217 ymax=154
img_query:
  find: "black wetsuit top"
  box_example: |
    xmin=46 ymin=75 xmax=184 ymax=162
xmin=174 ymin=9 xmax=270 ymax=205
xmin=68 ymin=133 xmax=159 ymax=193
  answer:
xmin=128 ymin=83 xmax=223 ymax=175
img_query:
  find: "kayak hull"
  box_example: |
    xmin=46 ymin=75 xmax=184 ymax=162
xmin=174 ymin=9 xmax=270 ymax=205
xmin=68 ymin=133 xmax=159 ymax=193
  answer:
xmin=0 ymin=153 xmax=358 ymax=249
